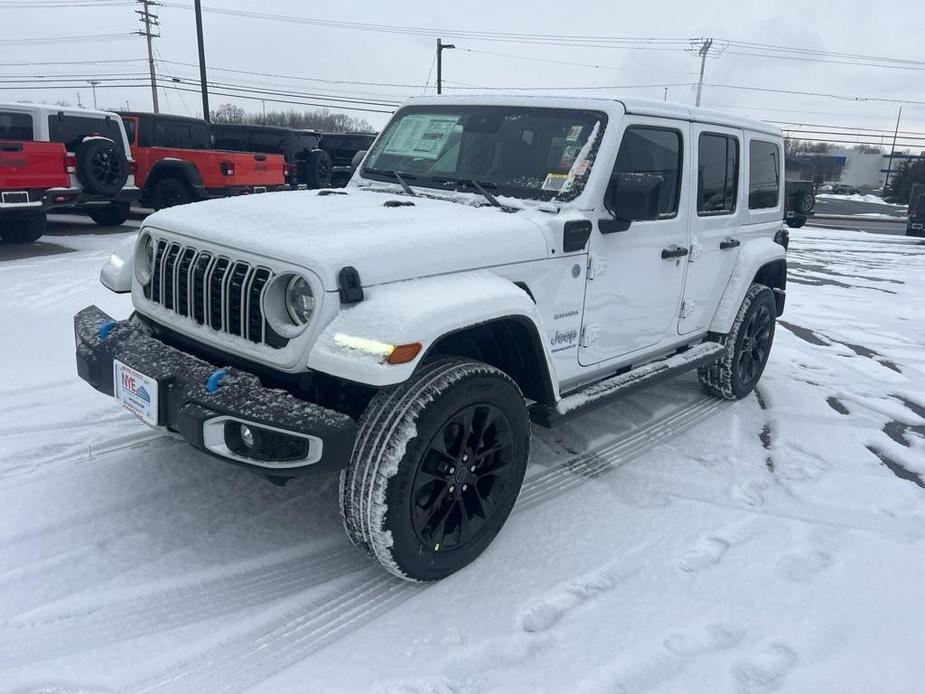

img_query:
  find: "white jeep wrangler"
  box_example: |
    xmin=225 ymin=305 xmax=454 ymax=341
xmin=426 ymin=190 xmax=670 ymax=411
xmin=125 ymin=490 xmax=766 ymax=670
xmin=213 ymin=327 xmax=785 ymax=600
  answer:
xmin=76 ymin=95 xmax=788 ymax=581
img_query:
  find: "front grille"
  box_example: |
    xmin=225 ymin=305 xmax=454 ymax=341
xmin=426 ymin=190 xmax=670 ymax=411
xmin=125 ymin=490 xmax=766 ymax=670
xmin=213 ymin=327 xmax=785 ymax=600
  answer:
xmin=149 ymin=239 xmax=275 ymax=346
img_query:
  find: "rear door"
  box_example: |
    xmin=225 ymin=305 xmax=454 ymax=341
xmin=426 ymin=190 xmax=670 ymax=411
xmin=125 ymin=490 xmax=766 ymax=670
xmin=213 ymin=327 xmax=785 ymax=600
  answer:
xmin=579 ymin=117 xmax=690 ymax=365
xmin=678 ymin=125 xmax=743 ymax=334
xmin=0 ymin=110 xmax=68 ymax=191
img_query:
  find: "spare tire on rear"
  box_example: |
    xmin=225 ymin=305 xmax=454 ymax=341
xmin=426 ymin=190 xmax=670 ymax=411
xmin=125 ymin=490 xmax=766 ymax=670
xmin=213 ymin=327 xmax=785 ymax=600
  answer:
xmin=76 ymin=137 xmax=129 ymax=197
xmin=796 ymin=191 xmax=815 ymax=214
xmin=300 ymin=149 xmax=333 ymax=189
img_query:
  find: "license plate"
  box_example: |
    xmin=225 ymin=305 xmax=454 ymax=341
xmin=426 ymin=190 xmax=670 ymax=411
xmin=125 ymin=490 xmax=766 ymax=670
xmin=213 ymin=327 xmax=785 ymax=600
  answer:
xmin=1 ymin=191 xmax=29 ymax=204
xmin=253 ymin=186 xmax=267 ymax=194
xmin=113 ymin=360 xmax=159 ymax=426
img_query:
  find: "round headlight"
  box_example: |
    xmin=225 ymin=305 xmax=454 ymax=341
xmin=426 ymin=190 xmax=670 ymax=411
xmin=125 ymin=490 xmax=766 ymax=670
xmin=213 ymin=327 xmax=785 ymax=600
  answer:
xmin=285 ymin=275 xmax=314 ymax=325
xmin=135 ymin=234 xmax=154 ymax=285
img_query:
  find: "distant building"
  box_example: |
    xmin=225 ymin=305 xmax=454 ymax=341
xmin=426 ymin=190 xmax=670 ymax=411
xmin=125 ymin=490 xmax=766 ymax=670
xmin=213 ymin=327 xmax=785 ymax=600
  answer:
xmin=790 ymin=148 xmax=923 ymax=190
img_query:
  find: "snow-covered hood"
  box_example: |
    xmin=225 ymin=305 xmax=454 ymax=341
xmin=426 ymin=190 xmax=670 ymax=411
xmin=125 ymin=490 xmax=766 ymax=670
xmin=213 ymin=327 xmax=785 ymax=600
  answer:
xmin=144 ymin=189 xmax=550 ymax=290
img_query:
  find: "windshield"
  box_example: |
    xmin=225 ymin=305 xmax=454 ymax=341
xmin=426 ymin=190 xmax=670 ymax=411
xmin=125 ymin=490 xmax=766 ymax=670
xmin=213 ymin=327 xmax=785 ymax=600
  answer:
xmin=361 ymin=105 xmax=606 ymax=202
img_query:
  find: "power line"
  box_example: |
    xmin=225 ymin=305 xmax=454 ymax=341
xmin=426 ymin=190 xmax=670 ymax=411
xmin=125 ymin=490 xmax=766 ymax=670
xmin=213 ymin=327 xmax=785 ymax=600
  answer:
xmin=0 ymin=33 xmax=133 ymax=46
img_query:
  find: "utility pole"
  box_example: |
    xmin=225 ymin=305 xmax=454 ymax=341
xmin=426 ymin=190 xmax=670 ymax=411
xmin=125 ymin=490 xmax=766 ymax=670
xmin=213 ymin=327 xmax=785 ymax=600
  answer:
xmin=88 ymin=80 xmax=100 ymax=109
xmin=436 ymin=38 xmax=455 ymax=95
xmin=193 ymin=0 xmax=210 ymax=121
xmin=694 ymin=38 xmax=713 ymax=107
xmin=883 ymin=105 xmax=903 ymax=192
xmin=134 ymin=0 xmax=160 ymax=113
xmin=664 ymin=86 xmax=668 ymax=102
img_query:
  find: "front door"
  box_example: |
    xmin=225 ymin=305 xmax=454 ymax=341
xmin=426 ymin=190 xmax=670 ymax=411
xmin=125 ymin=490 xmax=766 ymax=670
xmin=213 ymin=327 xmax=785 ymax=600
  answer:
xmin=678 ymin=125 xmax=744 ymax=334
xmin=579 ymin=118 xmax=690 ymax=366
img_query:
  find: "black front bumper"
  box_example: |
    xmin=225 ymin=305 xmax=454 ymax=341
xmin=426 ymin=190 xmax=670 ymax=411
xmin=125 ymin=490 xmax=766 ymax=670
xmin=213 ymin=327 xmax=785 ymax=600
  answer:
xmin=74 ymin=305 xmax=357 ymax=477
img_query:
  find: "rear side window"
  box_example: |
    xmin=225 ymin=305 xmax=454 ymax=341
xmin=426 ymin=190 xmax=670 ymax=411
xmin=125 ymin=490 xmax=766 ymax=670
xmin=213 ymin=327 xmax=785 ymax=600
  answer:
xmin=611 ymin=126 xmax=683 ymax=217
xmin=252 ymin=130 xmax=287 ymax=155
xmin=211 ymin=126 xmax=249 ymax=152
xmin=48 ymin=115 xmax=125 ymax=153
xmin=0 ymin=112 xmax=33 ymax=141
xmin=748 ymin=140 xmax=781 ymax=209
xmin=153 ymin=119 xmax=209 ymax=149
xmin=698 ymin=133 xmax=739 ymax=215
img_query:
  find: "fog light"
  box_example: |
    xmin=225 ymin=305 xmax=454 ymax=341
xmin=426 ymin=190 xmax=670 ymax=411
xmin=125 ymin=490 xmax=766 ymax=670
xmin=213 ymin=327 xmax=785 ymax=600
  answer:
xmin=240 ymin=424 xmax=255 ymax=450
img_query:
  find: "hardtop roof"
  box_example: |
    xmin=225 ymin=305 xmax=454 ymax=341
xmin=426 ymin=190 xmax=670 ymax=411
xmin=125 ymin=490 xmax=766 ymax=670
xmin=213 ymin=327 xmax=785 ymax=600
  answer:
xmin=402 ymin=93 xmax=782 ymax=137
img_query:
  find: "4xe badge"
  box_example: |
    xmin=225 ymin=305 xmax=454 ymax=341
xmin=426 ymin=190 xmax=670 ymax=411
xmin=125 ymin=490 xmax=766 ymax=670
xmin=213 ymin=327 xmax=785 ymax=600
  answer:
xmin=113 ymin=360 xmax=159 ymax=427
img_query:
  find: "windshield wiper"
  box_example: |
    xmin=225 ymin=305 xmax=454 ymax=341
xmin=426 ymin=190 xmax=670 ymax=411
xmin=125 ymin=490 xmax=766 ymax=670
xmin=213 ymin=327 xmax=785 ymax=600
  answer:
xmin=430 ymin=176 xmax=502 ymax=208
xmin=364 ymin=168 xmax=418 ymax=197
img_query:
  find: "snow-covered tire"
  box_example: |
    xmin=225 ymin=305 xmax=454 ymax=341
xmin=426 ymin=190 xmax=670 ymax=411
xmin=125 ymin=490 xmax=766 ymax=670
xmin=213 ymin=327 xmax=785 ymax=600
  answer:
xmin=339 ymin=358 xmax=530 ymax=582
xmin=698 ymin=284 xmax=777 ymax=400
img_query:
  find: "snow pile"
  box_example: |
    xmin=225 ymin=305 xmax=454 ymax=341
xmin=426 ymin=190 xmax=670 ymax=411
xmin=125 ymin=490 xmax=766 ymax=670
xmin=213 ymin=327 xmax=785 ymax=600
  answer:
xmin=816 ymin=192 xmax=903 ymax=205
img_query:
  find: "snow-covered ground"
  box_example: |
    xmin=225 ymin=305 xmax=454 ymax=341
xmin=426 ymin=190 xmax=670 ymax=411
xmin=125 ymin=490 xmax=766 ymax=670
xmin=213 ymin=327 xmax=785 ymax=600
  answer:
xmin=816 ymin=192 xmax=904 ymax=206
xmin=1 ymin=219 xmax=924 ymax=694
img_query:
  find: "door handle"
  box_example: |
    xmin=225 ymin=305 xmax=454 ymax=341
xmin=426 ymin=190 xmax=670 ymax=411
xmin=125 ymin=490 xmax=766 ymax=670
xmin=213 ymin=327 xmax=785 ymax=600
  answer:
xmin=661 ymin=245 xmax=689 ymax=259
xmin=720 ymin=237 xmax=741 ymax=250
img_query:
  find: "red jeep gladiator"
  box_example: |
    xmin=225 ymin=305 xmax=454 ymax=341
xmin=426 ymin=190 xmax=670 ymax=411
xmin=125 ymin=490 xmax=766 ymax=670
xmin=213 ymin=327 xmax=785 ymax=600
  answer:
xmin=1 ymin=104 xmax=139 ymax=243
xmin=119 ymin=113 xmax=286 ymax=210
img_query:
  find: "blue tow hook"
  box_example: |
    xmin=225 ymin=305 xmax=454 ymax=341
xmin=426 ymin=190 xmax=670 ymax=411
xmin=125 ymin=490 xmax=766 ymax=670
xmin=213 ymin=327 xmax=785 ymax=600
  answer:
xmin=206 ymin=369 xmax=228 ymax=394
xmin=97 ymin=320 xmax=117 ymax=339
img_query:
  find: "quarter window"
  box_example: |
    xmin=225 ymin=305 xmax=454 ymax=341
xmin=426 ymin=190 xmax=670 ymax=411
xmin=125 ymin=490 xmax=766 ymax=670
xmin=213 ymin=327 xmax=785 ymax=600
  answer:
xmin=611 ymin=126 xmax=683 ymax=217
xmin=154 ymin=119 xmax=210 ymax=149
xmin=698 ymin=133 xmax=739 ymax=215
xmin=748 ymin=140 xmax=781 ymax=209
xmin=0 ymin=112 xmax=33 ymax=140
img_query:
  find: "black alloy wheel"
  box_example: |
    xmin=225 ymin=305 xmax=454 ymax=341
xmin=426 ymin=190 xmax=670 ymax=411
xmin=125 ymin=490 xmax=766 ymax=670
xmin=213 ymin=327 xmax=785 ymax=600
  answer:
xmin=736 ymin=303 xmax=772 ymax=387
xmin=411 ymin=403 xmax=516 ymax=552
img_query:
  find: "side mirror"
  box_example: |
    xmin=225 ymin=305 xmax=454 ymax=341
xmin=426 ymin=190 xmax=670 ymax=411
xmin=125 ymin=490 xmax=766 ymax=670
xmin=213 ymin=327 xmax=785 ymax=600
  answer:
xmin=350 ymin=150 xmax=367 ymax=173
xmin=601 ymin=173 xmax=663 ymax=233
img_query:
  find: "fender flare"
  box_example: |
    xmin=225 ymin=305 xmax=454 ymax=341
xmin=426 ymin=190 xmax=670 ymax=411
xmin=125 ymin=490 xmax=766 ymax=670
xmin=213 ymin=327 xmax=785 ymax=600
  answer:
xmin=709 ymin=237 xmax=787 ymax=334
xmin=307 ymin=271 xmax=557 ymax=391
xmin=145 ymin=159 xmax=205 ymax=194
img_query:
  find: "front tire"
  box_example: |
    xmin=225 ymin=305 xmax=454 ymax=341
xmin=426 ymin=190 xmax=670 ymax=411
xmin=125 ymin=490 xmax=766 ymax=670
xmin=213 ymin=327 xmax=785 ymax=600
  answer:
xmin=699 ymin=284 xmax=777 ymax=400
xmin=339 ymin=358 xmax=530 ymax=582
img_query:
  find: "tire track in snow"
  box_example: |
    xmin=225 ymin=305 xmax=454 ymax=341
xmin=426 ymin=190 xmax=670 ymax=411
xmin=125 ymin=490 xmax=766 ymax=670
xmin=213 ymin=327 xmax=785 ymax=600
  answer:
xmin=113 ymin=396 xmax=734 ymax=693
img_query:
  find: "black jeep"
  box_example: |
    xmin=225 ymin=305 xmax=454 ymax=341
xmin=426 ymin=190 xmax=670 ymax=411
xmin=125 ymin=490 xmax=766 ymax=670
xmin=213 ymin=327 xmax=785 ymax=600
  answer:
xmin=210 ymin=123 xmax=332 ymax=190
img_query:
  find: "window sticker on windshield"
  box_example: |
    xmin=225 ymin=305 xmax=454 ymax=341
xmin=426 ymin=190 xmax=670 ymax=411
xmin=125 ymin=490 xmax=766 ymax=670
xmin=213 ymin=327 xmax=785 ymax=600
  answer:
xmin=558 ymin=144 xmax=581 ymax=169
xmin=565 ymin=125 xmax=584 ymax=142
xmin=558 ymin=121 xmax=601 ymax=196
xmin=542 ymin=173 xmax=569 ymax=192
xmin=382 ymin=115 xmax=460 ymax=160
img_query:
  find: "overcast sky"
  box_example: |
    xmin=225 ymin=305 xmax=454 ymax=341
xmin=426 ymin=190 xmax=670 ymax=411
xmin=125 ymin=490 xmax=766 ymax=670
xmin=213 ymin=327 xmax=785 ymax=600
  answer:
xmin=3 ymin=0 xmax=923 ymax=148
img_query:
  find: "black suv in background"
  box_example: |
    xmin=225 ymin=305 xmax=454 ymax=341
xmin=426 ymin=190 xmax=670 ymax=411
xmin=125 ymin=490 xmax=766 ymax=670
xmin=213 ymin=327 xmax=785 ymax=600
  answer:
xmin=783 ymin=180 xmax=815 ymax=228
xmin=210 ymin=123 xmax=332 ymax=189
xmin=319 ymin=132 xmax=376 ymax=186
xmin=908 ymin=184 xmax=924 ymax=237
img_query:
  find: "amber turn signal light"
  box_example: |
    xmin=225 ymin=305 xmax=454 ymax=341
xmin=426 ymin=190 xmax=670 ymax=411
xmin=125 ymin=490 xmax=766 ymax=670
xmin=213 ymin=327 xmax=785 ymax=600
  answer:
xmin=387 ymin=342 xmax=423 ymax=365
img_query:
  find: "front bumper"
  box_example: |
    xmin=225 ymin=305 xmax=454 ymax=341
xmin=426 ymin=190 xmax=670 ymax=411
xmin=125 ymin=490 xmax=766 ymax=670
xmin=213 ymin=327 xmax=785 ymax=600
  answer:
xmin=74 ymin=305 xmax=357 ymax=477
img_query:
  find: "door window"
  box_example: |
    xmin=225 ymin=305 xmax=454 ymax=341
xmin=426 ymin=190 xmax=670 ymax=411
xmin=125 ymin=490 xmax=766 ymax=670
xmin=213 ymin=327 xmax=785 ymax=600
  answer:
xmin=0 ymin=112 xmax=33 ymax=140
xmin=611 ymin=126 xmax=683 ymax=217
xmin=697 ymin=133 xmax=739 ymax=215
xmin=748 ymin=140 xmax=781 ymax=209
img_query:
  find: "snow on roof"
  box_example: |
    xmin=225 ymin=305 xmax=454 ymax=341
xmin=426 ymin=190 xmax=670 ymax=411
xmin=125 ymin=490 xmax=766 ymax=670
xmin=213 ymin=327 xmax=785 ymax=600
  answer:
xmin=403 ymin=93 xmax=782 ymax=137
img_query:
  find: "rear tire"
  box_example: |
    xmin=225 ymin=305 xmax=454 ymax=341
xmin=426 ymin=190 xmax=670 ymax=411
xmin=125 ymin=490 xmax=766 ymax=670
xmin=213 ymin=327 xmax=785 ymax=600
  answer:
xmin=0 ymin=212 xmax=46 ymax=243
xmin=796 ymin=191 xmax=815 ymax=214
xmin=150 ymin=177 xmax=193 ymax=210
xmin=699 ymin=284 xmax=777 ymax=400
xmin=785 ymin=215 xmax=806 ymax=229
xmin=339 ymin=358 xmax=530 ymax=582
xmin=88 ymin=202 xmax=131 ymax=227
